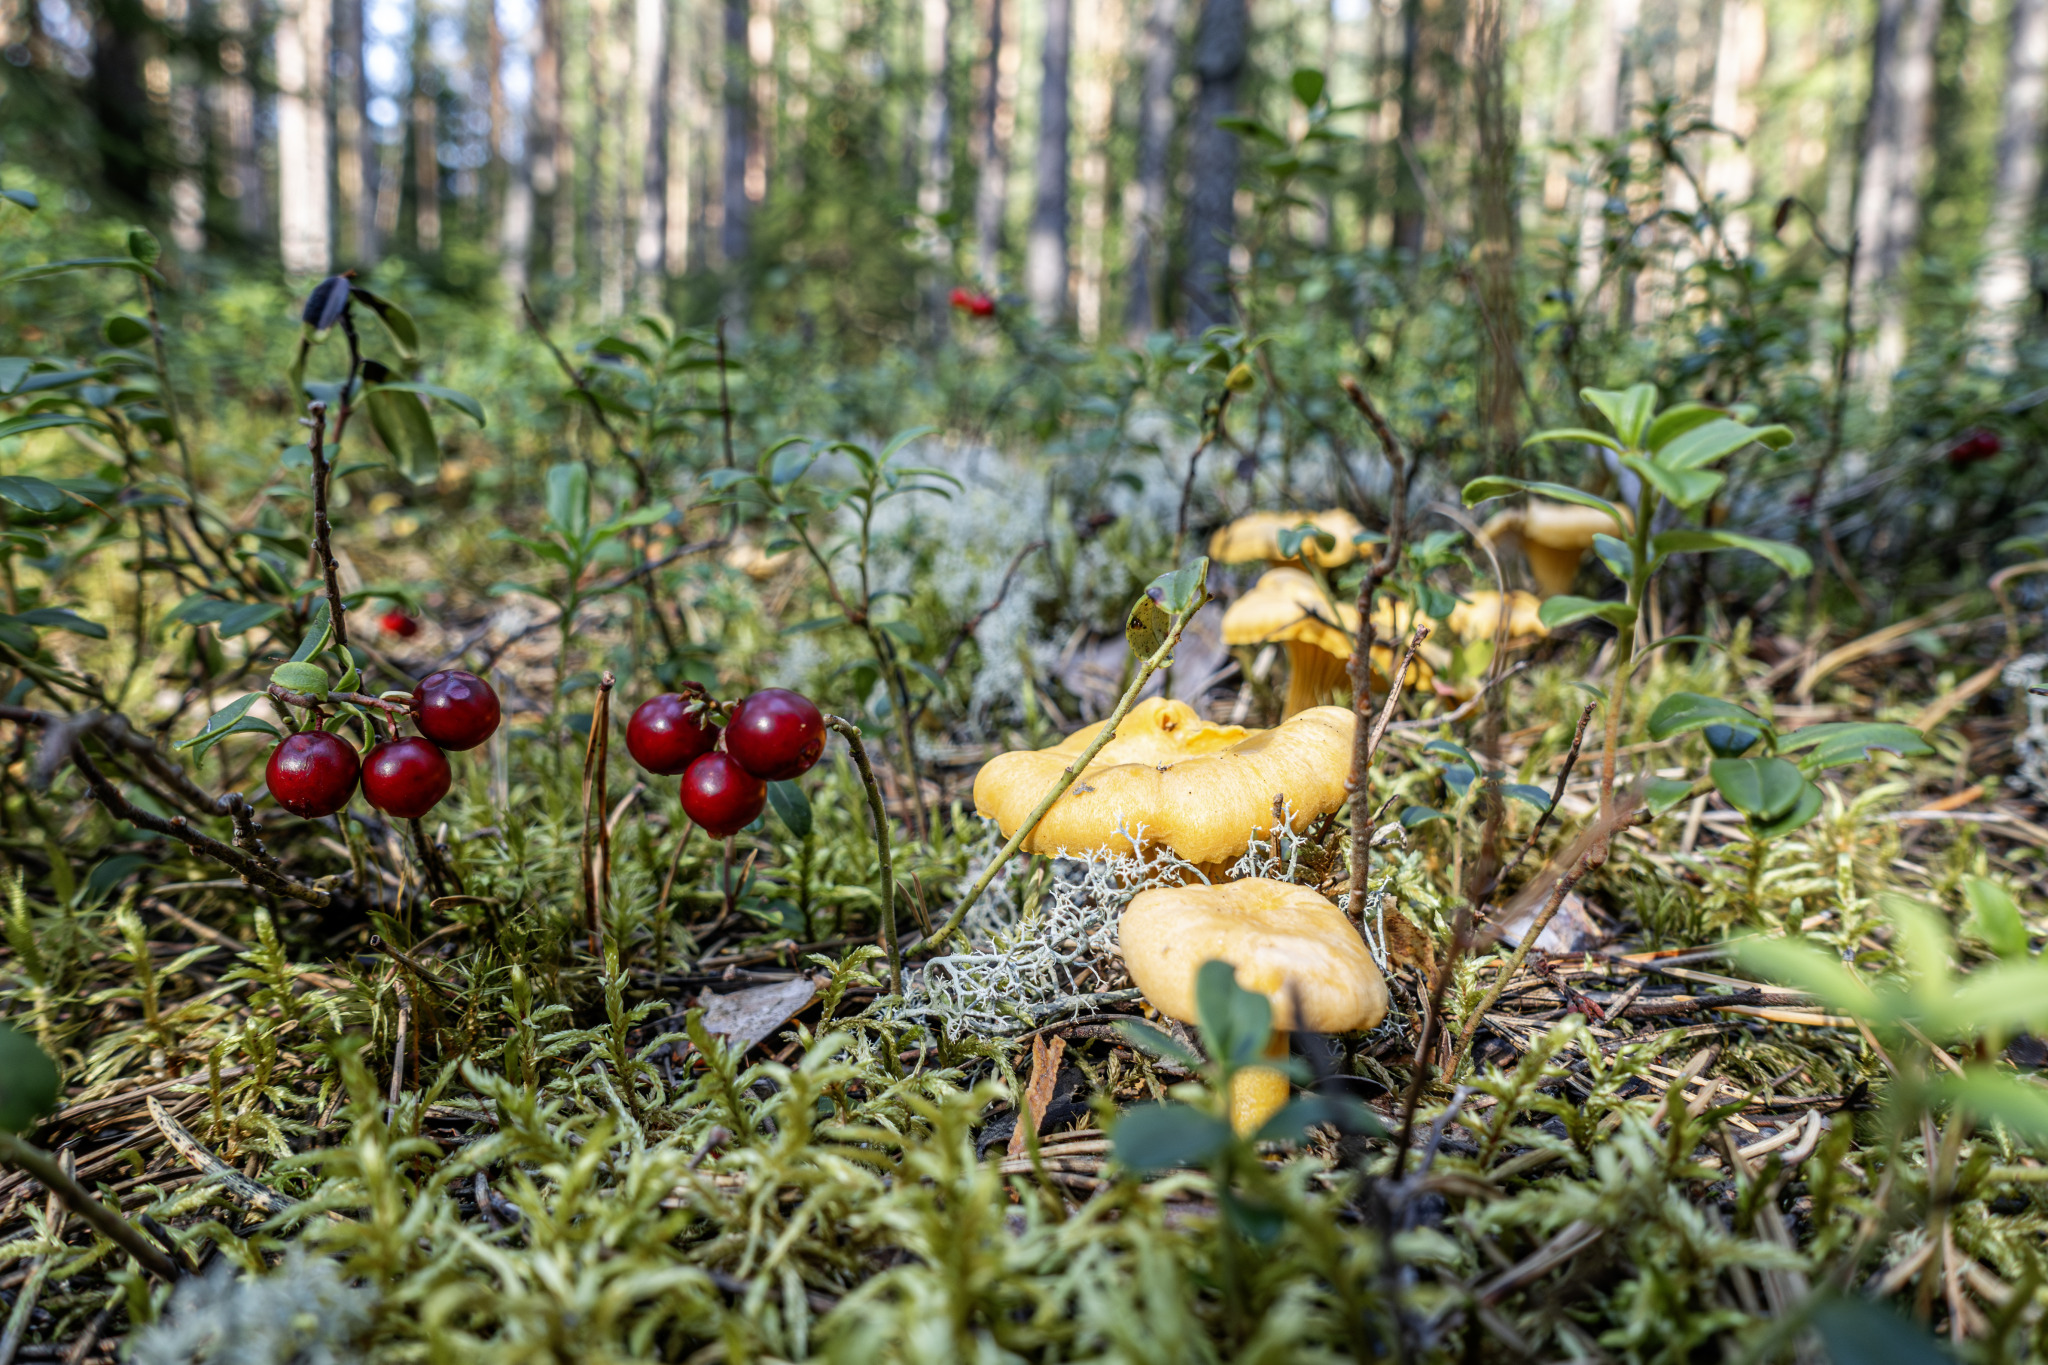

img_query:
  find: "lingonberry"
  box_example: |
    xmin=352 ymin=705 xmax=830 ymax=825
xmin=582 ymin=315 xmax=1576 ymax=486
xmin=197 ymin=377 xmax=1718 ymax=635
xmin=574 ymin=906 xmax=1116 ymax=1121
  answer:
xmin=626 ymin=693 xmax=718 ymax=775
xmin=725 ymin=688 xmax=826 ymax=780
xmin=380 ymin=609 xmax=420 ymax=638
xmin=680 ymin=752 xmax=766 ymax=837
xmin=265 ymin=731 xmax=361 ymax=818
xmin=414 ymin=670 xmax=501 ymax=750
xmin=1946 ymin=429 xmax=2002 ymax=467
xmin=361 ymin=736 xmax=453 ymax=819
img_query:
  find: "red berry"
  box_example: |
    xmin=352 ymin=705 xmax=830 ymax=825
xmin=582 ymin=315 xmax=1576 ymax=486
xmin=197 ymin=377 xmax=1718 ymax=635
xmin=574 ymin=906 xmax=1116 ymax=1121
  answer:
xmin=1946 ymin=429 xmax=2002 ymax=467
xmin=626 ymin=693 xmax=718 ymax=775
xmin=725 ymin=688 xmax=826 ymax=780
xmin=380 ymin=610 xmax=420 ymax=639
xmin=680 ymin=752 xmax=766 ymax=837
xmin=949 ymin=286 xmax=973 ymax=310
xmin=265 ymin=731 xmax=361 ymax=819
xmin=413 ymin=670 xmax=501 ymax=751
xmin=361 ymin=736 xmax=452 ymax=819
xmin=969 ymin=294 xmax=996 ymax=317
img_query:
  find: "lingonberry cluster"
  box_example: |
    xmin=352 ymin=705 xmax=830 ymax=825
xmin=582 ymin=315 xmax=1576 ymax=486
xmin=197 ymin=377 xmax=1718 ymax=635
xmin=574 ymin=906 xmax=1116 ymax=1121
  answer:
xmin=263 ymin=669 xmax=502 ymax=822
xmin=626 ymin=686 xmax=825 ymax=837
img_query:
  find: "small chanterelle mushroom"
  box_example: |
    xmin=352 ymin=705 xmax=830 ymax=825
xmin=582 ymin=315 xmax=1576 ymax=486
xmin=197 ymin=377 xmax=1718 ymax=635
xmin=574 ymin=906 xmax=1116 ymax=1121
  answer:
xmin=1208 ymin=509 xmax=1368 ymax=569
xmin=971 ymin=698 xmax=1354 ymax=877
xmin=1222 ymin=568 xmax=1428 ymax=717
xmin=1120 ymin=878 xmax=1388 ymax=1135
xmin=1476 ymin=500 xmax=1629 ymax=598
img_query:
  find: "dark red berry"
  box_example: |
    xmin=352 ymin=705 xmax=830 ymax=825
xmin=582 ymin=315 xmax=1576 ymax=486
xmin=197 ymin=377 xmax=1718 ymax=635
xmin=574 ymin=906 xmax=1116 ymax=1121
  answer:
xmin=265 ymin=731 xmax=361 ymax=819
xmin=380 ymin=610 xmax=420 ymax=639
xmin=413 ymin=670 xmax=501 ymax=751
xmin=680 ymin=752 xmax=766 ymax=837
xmin=361 ymin=736 xmax=452 ymax=819
xmin=626 ymin=693 xmax=718 ymax=775
xmin=1946 ymin=429 xmax=2002 ymax=467
xmin=949 ymin=285 xmax=995 ymax=317
xmin=725 ymin=688 xmax=826 ymax=781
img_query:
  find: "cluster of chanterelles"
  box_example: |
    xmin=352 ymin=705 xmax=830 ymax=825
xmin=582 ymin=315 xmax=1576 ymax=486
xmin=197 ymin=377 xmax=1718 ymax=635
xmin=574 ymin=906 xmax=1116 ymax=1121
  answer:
xmin=973 ymin=690 xmax=1389 ymax=1135
xmin=1206 ymin=508 xmax=1558 ymax=717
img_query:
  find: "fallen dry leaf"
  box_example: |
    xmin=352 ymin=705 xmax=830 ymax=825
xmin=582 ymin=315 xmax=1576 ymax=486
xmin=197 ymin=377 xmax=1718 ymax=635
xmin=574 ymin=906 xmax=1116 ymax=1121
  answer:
xmin=1008 ymin=1033 xmax=1068 ymax=1159
xmin=695 ymin=976 xmax=820 ymax=1054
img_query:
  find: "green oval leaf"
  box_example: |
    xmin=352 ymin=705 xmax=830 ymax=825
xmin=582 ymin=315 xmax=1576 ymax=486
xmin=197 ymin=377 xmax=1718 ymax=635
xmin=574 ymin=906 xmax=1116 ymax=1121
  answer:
xmin=767 ymin=779 xmax=813 ymax=839
xmin=1650 ymin=529 xmax=1813 ymax=578
xmin=364 ymin=386 xmax=442 ymax=481
xmin=1112 ymin=1103 xmax=1235 ymax=1174
xmin=1580 ymin=383 xmax=1659 ymax=448
xmin=270 ymin=660 xmax=331 ymax=697
xmin=1710 ymin=756 xmax=1805 ymax=821
xmin=1536 ymin=595 xmax=1637 ymax=631
xmin=0 ymin=1023 xmax=60 ymax=1133
xmin=368 ymin=381 xmax=486 ymax=428
xmin=1646 ymin=691 xmax=1770 ymax=744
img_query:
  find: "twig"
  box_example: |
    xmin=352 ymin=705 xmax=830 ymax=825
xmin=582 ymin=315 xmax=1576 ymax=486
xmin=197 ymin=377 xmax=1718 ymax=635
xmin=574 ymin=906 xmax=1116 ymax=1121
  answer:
xmin=1483 ymin=700 xmax=1596 ymax=902
xmin=827 ymin=716 xmax=900 ymax=995
xmin=146 ymin=1096 xmax=305 ymax=1219
xmin=1341 ymin=375 xmax=1408 ymax=947
xmin=519 ymin=293 xmax=653 ymax=501
xmin=303 ymin=401 xmax=350 ymax=651
xmin=580 ymin=672 xmax=615 ymax=951
xmin=0 ymin=1133 xmax=182 ymax=1283
xmin=922 ymin=590 xmax=1208 ymax=952
xmin=465 ymin=537 xmax=726 ymax=674
xmin=1169 ymin=394 xmax=1233 ymax=566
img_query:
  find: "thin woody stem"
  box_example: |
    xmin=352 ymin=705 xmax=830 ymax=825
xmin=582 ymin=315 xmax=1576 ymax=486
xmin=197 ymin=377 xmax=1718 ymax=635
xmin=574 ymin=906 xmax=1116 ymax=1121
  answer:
xmin=1342 ymin=376 xmax=1408 ymax=941
xmin=1483 ymin=700 xmax=1596 ymax=904
xmin=0 ymin=1133 xmax=183 ymax=1282
xmin=304 ymin=402 xmax=350 ymax=651
xmin=924 ymin=599 xmax=1205 ymax=953
xmin=827 ymin=715 xmax=900 ymax=995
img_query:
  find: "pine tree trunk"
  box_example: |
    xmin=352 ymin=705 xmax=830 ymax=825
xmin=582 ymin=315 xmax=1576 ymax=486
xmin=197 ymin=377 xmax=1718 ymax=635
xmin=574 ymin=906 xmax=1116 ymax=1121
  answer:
xmin=972 ymin=0 xmax=1016 ymax=286
xmin=918 ymin=0 xmax=957 ymax=321
xmin=721 ymin=0 xmax=751 ymax=266
xmin=412 ymin=7 xmax=441 ymax=254
xmin=276 ymin=0 xmax=331 ymax=273
xmin=1973 ymin=0 xmax=2048 ymax=370
xmin=333 ymin=0 xmax=372 ymax=263
xmin=667 ymin=3 xmax=698 ymax=272
xmin=1851 ymin=0 xmax=1942 ymax=398
xmin=1706 ymin=0 xmax=1763 ymax=254
xmin=500 ymin=0 xmax=535 ymax=300
xmin=1182 ymin=0 xmax=1246 ymax=328
xmin=1574 ymin=0 xmax=1638 ymax=307
xmin=1024 ymin=0 xmax=1073 ymax=323
xmin=634 ymin=0 xmax=673 ymax=305
xmin=1123 ymin=0 xmax=1180 ymax=338
xmin=1073 ymin=0 xmax=1123 ymax=341
xmin=216 ymin=0 xmax=268 ymax=240
xmin=1470 ymin=0 xmax=1521 ymax=465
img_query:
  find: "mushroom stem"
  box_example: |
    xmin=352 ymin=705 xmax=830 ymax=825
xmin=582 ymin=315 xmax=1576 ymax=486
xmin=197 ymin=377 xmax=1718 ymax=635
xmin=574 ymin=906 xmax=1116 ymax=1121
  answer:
xmin=1283 ymin=643 xmax=1347 ymax=718
xmin=1525 ymin=541 xmax=1584 ymax=597
xmin=1228 ymin=1032 xmax=1293 ymax=1137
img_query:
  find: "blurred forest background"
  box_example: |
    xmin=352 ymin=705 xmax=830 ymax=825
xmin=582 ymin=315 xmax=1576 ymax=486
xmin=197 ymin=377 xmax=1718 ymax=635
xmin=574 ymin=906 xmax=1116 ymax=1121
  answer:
xmin=6 ymin=0 xmax=2048 ymax=598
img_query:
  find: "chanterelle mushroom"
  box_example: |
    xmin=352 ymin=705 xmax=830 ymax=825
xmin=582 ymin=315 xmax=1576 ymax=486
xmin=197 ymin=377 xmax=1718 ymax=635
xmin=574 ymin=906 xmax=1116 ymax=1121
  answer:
xmin=1476 ymin=501 xmax=1629 ymax=598
xmin=1446 ymin=589 xmax=1547 ymax=645
xmin=1120 ymin=878 xmax=1388 ymax=1135
xmin=971 ymin=697 xmax=1353 ymax=877
xmin=1208 ymin=509 xmax=1368 ymax=569
xmin=1222 ymin=568 xmax=1427 ymax=717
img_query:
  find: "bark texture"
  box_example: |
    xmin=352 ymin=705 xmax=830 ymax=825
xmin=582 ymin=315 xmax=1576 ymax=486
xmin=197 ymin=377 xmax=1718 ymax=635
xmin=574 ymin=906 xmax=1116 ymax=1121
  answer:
xmin=1973 ymin=0 xmax=2048 ymax=370
xmin=1182 ymin=0 xmax=1246 ymax=329
xmin=1124 ymin=0 xmax=1181 ymax=338
xmin=1851 ymin=0 xmax=1942 ymax=396
xmin=1025 ymin=0 xmax=1074 ymax=323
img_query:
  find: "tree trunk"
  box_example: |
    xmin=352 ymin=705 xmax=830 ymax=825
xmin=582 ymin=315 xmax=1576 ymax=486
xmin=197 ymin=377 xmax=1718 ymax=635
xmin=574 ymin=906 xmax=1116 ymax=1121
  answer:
xmin=1073 ymin=0 xmax=1123 ymax=341
xmin=1851 ymin=0 xmax=1942 ymax=398
xmin=1574 ymin=0 xmax=1639 ymax=308
xmin=720 ymin=0 xmax=751 ymax=267
xmin=333 ymin=0 xmax=372 ymax=262
xmin=972 ymin=0 xmax=1016 ymax=286
xmin=1706 ymin=0 xmax=1764 ymax=255
xmin=215 ymin=0 xmax=267 ymax=240
xmin=411 ymin=6 xmax=441 ymax=255
xmin=1123 ymin=0 xmax=1180 ymax=338
xmin=667 ymin=1 xmax=697 ymax=272
xmin=634 ymin=0 xmax=673 ymax=305
xmin=918 ymin=0 xmax=957 ymax=321
xmin=1182 ymin=0 xmax=1246 ymax=329
xmin=1024 ymin=0 xmax=1073 ymax=323
xmin=85 ymin=2 xmax=153 ymax=211
xmin=1973 ymin=0 xmax=2048 ymax=370
xmin=276 ymin=0 xmax=331 ymax=273
xmin=500 ymin=6 xmax=535 ymax=302
xmin=1470 ymin=0 xmax=1521 ymax=465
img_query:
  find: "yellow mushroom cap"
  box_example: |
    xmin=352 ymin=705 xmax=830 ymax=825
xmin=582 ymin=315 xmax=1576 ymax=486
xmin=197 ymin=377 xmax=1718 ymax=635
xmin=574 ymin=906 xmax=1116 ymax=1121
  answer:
xmin=1220 ymin=567 xmax=1357 ymax=655
xmin=724 ymin=541 xmax=795 ymax=580
xmin=1477 ymin=500 xmax=1631 ymax=598
xmin=1118 ymin=878 xmax=1388 ymax=1034
xmin=1446 ymin=589 xmax=1548 ymax=643
xmin=970 ymin=698 xmax=1355 ymax=866
xmin=1208 ymin=510 xmax=1368 ymax=568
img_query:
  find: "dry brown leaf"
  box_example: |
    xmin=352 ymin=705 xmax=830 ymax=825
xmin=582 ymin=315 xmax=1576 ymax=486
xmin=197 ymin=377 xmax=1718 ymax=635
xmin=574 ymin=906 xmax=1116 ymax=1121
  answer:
xmin=695 ymin=976 xmax=820 ymax=1054
xmin=1380 ymin=903 xmax=1438 ymax=978
xmin=1008 ymin=1033 xmax=1068 ymax=1159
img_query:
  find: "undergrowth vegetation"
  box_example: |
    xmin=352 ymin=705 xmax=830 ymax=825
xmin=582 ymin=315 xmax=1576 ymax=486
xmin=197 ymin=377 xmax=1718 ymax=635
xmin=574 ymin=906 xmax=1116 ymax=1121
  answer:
xmin=4 ymin=147 xmax=2048 ymax=1364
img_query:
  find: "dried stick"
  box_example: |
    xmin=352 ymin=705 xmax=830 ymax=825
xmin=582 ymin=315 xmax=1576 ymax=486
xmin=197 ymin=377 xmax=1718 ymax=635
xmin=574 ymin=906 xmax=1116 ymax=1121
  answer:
xmin=520 ymin=294 xmax=653 ymax=501
xmin=0 ymin=1133 xmax=182 ymax=1282
xmin=1170 ymin=391 xmax=1234 ymax=565
xmin=1482 ymin=700 xmax=1597 ymax=903
xmin=580 ymin=671 xmax=615 ymax=952
xmin=828 ymin=716 xmax=901 ymax=995
xmin=303 ymin=402 xmax=350 ymax=651
xmin=1341 ymin=375 xmax=1409 ymax=941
